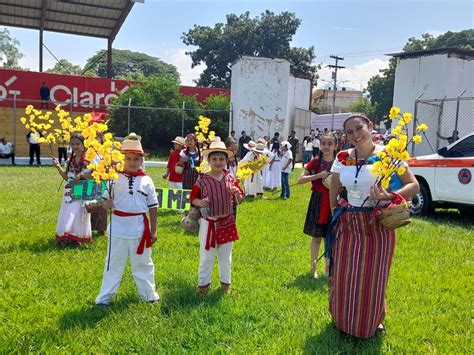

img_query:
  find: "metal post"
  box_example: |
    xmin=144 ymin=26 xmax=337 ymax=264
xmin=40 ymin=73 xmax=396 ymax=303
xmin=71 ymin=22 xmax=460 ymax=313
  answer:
xmin=181 ymin=101 xmax=185 ymax=137
xmin=328 ymin=55 xmax=344 ymax=131
xmin=107 ymin=38 xmax=113 ymax=79
xmin=39 ymin=29 xmax=44 ymax=72
xmin=13 ymin=94 xmax=17 ymax=149
xmin=411 ymin=93 xmax=423 ymax=156
xmin=229 ymin=102 xmax=233 ymax=135
xmin=127 ymin=97 xmax=132 ymax=134
xmin=454 ymin=89 xmax=466 ymax=140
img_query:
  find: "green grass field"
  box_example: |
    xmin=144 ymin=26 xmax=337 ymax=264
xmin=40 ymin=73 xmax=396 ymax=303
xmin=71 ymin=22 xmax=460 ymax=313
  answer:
xmin=0 ymin=166 xmax=472 ymax=353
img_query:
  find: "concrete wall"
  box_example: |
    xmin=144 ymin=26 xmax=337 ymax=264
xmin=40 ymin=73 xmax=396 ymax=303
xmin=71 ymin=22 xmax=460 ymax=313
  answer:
xmin=230 ymin=56 xmax=311 ymax=144
xmin=393 ymin=52 xmax=474 ymax=155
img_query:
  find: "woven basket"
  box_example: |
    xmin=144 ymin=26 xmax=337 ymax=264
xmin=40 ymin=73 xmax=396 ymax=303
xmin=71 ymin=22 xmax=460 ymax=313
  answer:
xmin=175 ymin=164 xmax=184 ymax=174
xmin=322 ymin=174 xmax=332 ymax=189
xmin=377 ymin=197 xmax=411 ymax=230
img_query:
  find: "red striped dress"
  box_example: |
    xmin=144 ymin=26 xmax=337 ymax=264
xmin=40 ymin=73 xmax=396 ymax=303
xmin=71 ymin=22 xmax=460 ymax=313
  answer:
xmin=190 ymin=171 xmax=243 ymax=247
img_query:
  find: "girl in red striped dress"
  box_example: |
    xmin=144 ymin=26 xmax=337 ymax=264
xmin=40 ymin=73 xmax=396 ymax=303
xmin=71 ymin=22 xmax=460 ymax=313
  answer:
xmin=190 ymin=139 xmax=244 ymax=296
xmin=328 ymin=114 xmax=419 ymax=338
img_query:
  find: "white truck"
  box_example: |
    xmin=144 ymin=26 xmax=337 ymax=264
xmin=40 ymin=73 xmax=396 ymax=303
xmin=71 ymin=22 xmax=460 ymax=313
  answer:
xmin=408 ymin=132 xmax=474 ymax=215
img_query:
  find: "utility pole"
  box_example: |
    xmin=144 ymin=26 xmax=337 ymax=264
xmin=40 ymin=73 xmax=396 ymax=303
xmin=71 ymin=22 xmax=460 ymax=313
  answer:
xmin=328 ymin=55 xmax=345 ymax=130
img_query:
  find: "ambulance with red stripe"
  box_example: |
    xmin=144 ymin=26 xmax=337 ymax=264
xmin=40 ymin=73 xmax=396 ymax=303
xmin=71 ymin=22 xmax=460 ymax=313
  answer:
xmin=409 ymin=133 xmax=474 ymax=215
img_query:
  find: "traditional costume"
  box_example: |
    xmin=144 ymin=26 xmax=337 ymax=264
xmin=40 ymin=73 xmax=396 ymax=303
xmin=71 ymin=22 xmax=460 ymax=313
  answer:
xmin=180 ymin=134 xmax=201 ymax=189
xmin=240 ymin=142 xmax=267 ymax=196
xmin=264 ymin=149 xmax=282 ymax=189
xmin=56 ymin=150 xmax=92 ymax=245
xmin=303 ymin=157 xmax=334 ymax=238
xmin=96 ymin=138 xmax=159 ymax=305
xmin=326 ymin=149 xmax=395 ymax=338
xmin=167 ymin=136 xmax=186 ymax=189
xmin=189 ymin=140 xmax=243 ymax=291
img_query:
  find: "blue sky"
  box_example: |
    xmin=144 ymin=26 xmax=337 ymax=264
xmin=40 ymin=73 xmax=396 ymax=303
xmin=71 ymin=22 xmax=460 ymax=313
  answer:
xmin=6 ymin=0 xmax=474 ymax=88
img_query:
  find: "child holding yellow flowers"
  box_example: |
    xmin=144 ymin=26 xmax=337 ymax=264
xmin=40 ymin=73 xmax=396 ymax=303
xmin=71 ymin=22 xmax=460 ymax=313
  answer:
xmin=96 ymin=136 xmax=160 ymax=306
xmin=327 ymin=111 xmax=422 ymax=339
xmin=53 ymin=133 xmax=93 ymax=246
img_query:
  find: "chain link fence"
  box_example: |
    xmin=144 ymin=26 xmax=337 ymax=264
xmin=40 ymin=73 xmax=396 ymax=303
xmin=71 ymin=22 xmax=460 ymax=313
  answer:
xmin=413 ymin=96 xmax=474 ymax=156
xmin=0 ymin=97 xmax=230 ymax=158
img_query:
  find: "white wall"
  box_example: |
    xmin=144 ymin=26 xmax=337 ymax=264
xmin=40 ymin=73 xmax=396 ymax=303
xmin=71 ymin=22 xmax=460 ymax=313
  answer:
xmin=231 ymin=57 xmax=290 ymax=140
xmin=393 ymin=52 xmax=474 ymax=155
xmin=230 ymin=56 xmax=311 ymax=142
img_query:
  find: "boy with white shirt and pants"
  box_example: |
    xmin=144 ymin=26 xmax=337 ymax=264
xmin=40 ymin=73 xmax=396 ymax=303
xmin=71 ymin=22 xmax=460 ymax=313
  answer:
xmin=96 ymin=136 xmax=159 ymax=306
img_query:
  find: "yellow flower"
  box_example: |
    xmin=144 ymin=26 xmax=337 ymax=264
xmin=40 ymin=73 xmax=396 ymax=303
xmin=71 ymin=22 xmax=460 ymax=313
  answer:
xmin=113 ymin=141 xmax=121 ymax=148
xmin=413 ymin=135 xmax=422 ymax=144
xmin=389 ymin=107 xmax=400 ymax=119
xmin=55 ymin=105 xmax=61 ymax=112
xmin=20 ymin=117 xmax=27 ymax=125
xmin=416 ymin=124 xmax=429 ymax=132
xmin=399 ymin=151 xmax=410 ymax=161
xmin=402 ymin=112 xmax=413 ymax=124
xmin=397 ymin=167 xmax=406 ymax=176
xmin=104 ymin=133 xmax=113 ymax=141
xmin=86 ymin=147 xmax=97 ymax=161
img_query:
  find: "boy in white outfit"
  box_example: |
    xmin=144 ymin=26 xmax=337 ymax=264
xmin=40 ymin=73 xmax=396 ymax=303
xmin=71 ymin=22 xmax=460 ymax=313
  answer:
xmin=96 ymin=137 xmax=159 ymax=306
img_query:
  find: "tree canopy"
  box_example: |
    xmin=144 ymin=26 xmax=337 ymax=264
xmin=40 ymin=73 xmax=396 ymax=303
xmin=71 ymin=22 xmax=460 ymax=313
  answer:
xmin=0 ymin=27 xmax=23 ymax=68
xmin=366 ymin=29 xmax=474 ymax=123
xmin=349 ymin=97 xmax=376 ymax=121
xmin=84 ymin=49 xmax=179 ymax=80
xmin=45 ymin=59 xmax=93 ymax=76
xmin=182 ymin=11 xmax=318 ymax=88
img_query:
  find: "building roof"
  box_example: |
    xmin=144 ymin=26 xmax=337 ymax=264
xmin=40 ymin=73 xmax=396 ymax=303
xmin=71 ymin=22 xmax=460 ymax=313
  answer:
xmin=388 ymin=47 xmax=474 ymax=60
xmin=0 ymin=0 xmax=135 ymax=39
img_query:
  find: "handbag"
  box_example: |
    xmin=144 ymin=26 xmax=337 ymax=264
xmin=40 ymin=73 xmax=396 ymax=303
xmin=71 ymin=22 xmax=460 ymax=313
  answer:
xmin=179 ymin=206 xmax=201 ymax=233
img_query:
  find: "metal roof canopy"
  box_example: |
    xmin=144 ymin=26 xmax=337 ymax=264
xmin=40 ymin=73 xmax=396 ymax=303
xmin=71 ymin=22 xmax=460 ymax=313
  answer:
xmin=0 ymin=0 xmax=138 ymax=77
xmin=388 ymin=47 xmax=474 ymax=60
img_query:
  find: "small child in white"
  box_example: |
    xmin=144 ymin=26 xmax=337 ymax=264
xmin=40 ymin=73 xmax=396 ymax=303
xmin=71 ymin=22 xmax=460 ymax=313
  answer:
xmin=96 ymin=137 xmax=159 ymax=306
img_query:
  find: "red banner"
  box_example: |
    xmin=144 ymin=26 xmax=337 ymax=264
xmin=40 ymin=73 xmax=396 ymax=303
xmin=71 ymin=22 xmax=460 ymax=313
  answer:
xmin=0 ymin=68 xmax=133 ymax=112
xmin=0 ymin=69 xmax=230 ymax=112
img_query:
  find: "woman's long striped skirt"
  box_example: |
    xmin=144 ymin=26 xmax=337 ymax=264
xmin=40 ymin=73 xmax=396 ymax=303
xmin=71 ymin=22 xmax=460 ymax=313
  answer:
xmin=329 ymin=209 xmax=396 ymax=338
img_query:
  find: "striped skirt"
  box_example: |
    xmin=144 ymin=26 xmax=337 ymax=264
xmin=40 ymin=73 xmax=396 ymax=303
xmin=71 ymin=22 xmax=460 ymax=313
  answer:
xmin=329 ymin=209 xmax=396 ymax=338
xmin=182 ymin=166 xmax=199 ymax=190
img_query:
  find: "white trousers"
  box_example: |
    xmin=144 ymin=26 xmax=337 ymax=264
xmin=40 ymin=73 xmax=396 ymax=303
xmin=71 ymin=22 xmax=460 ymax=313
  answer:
xmin=169 ymin=181 xmax=183 ymax=189
xmin=96 ymin=237 xmax=159 ymax=304
xmin=244 ymin=173 xmax=263 ymax=196
xmin=198 ymin=218 xmax=233 ymax=287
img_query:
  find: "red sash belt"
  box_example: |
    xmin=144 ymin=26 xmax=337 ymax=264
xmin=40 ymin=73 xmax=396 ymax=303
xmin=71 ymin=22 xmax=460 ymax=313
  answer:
xmin=113 ymin=210 xmax=151 ymax=255
xmin=204 ymin=215 xmax=238 ymax=251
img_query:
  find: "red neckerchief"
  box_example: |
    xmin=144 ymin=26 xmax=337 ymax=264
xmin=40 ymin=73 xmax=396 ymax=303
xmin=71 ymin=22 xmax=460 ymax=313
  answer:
xmin=122 ymin=169 xmax=146 ymax=177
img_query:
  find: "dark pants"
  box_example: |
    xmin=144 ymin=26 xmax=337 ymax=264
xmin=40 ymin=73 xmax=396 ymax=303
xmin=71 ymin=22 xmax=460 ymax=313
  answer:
xmin=40 ymin=98 xmax=49 ymax=109
xmin=29 ymin=144 xmax=41 ymax=165
xmin=291 ymin=150 xmax=297 ymax=169
xmin=58 ymin=147 xmax=68 ymax=165
xmin=312 ymin=147 xmax=320 ymax=157
xmin=280 ymin=172 xmax=290 ymax=198
xmin=0 ymin=153 xmax=15 ymax=164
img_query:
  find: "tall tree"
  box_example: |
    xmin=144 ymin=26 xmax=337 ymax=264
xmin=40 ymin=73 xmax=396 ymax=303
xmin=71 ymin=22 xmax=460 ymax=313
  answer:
xmin=0 ymin=27 xmax=23 ymax=68
xmin=182 ymin=11 xmax=318 ymax=88
xmin=349 ymin=97 xmax=376 ymax=121
xmin=366 ymin=29 xmax=474 ymax=123
xmin=84 ymin=49 xmax=179 ymax=80
xmin=45 ymin=59 xmax=93 ymax=76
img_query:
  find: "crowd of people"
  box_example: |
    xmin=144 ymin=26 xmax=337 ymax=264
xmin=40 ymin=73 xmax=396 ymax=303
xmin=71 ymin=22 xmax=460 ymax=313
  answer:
xmin=12 ymin=112 xmax=421 ymax=339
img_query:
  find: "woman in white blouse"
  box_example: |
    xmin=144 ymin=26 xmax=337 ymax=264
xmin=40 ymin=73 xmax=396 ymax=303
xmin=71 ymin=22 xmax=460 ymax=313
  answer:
xmin=327 ymin=114 xmax=419 ymax=338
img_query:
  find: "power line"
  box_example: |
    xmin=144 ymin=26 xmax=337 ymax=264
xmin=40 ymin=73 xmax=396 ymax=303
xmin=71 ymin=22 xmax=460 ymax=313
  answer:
xmin=328 ymin=55 xmax=344 ymax=130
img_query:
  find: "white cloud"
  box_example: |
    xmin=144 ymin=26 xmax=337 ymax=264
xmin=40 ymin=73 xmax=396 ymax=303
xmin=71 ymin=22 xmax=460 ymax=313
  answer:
xmin=425 ymin=30 xmax=448 ymax=37
xmin=317 ymin=58 xmax=390 ymax=91
xmin=161 ymin=48 xmax=206 ymax=86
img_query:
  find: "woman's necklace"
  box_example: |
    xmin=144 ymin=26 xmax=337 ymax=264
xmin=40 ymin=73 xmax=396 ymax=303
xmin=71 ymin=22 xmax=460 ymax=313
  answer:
xmin=353 ymin=144 xmax=376 ymax=185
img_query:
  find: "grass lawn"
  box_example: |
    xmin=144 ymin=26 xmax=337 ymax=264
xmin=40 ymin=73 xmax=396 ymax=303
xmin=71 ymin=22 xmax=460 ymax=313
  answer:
xmin=0 ymin=166 xmax=472 ymax=353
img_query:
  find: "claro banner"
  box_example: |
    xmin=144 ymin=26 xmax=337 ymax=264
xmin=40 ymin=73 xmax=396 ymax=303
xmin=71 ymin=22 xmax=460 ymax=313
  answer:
xmin=0 ymin=68 xmax=133 ymax=112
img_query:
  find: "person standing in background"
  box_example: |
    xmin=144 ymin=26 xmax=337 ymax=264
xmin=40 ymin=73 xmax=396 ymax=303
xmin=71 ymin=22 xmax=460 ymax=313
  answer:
xmin=26 ymin=130 xmax=42 ymax=166
xmin=0 ymin=137 xmax=16 ymax=165
xmin=288 ymin=131 xmax=299 ymax=170
xmin=40 ymin=82 xmax=50 ymax=109
xmin=238 ymin=131 xmax=251 ymax=160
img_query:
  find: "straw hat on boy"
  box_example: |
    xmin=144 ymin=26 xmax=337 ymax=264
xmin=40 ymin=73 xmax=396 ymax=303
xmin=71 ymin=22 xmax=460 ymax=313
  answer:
xmin=121 ymin=133 xmax=144 ymax=154
xmin=202 ymin=137 xmax=234 ymax=158
xmin=171 ymin=136 xmax=186 ymax=146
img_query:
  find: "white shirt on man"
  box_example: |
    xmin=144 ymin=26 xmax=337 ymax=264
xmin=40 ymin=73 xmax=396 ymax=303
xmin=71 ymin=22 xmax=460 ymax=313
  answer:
xmin=0 ymin=142 xmax=13 ymax=154
xmin=280 ymin=150 xmax=293 ymax=173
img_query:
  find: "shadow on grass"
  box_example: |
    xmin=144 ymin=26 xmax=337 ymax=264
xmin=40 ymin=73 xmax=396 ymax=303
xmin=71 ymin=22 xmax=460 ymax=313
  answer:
xmin=305 ymin=323 xmax=383 ymax=353
xmin=0 ymin=239 xmax=96 ymax=254
xmin=287 ymin=274 xmax=328 ymax=292
xmin=59 ymin=294 xmax=136 ymax=331
xmin=414 ymin=209 xmax=473 ymax=229
xmin=160 ymin=280 xmax=224 ymax=316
